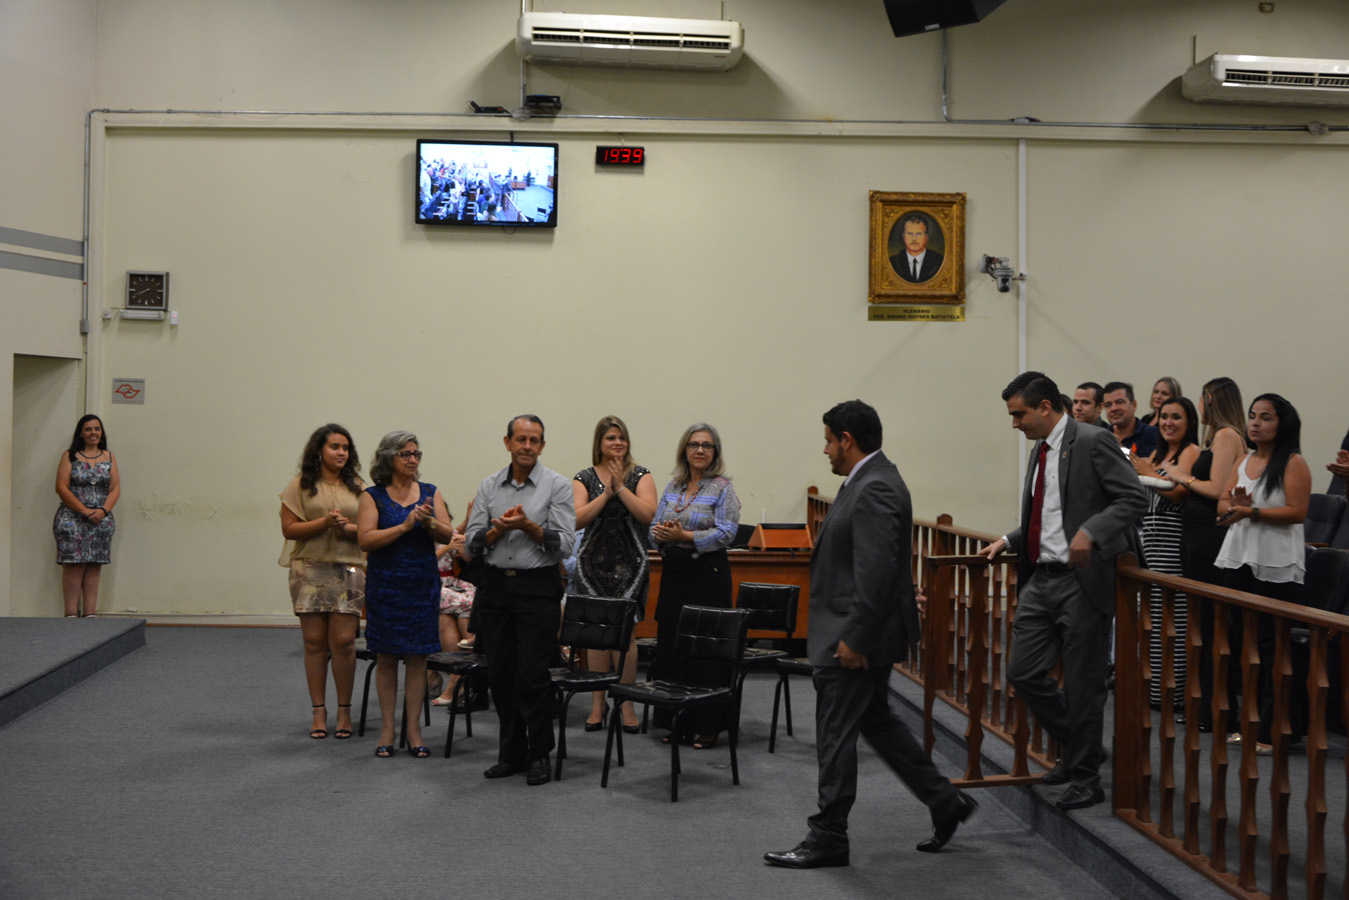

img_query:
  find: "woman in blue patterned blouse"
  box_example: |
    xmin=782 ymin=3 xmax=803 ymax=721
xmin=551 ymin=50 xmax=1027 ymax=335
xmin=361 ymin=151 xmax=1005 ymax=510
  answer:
xmin=649 ymin=422 xmax=741 ymax=749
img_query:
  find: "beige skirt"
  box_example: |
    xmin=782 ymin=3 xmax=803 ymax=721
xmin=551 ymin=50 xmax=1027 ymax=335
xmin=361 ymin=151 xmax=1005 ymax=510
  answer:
xmin=289 ymin=560 xmax=365 ymax=616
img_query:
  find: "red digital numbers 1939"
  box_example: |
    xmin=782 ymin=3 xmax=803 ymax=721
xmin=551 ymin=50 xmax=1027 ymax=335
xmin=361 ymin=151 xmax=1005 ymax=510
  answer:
xmin=597 ymin=146 xmax=645 ymax=166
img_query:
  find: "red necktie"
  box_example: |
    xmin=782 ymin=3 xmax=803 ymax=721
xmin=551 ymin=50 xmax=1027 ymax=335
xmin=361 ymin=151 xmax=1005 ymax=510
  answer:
xmin=1027 ymin=441 xmax=1048 ymax=563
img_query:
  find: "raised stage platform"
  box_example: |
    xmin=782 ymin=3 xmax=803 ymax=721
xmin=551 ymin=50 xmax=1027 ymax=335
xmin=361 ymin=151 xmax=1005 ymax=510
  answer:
xmin=0 ymin=616 xmax=146 ymax=728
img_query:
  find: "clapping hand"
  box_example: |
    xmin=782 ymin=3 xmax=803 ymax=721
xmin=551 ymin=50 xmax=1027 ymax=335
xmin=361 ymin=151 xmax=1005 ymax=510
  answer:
xmin=602 ymin=459 xmax=625 ymax=495
xmin=493 ymin=504 xmax=530 ymax=531
xmin=1131 ymin=455 xmax=1160 ymax=478
xmin=407 ymin=501 xmax=434 ymax=530
xmin=1328 ymin=449 xmax=1349 ymax=479
xmin=1216 ymin=486 xmax=1255 ymax=526
xmin=651 ymin=519 xmax=689 ymax=543
xmin=328 ymin=508 xmax=349 ymax=530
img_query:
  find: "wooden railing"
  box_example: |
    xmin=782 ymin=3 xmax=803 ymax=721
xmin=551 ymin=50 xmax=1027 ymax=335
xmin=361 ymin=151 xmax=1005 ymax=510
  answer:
xmin=907 ymin=516 xmax=1057 ymax=783
xmin=1113 ymin=556 xmax=1349 ymax=900
xmin=804 ymin=490 xmax=1349 ymax=898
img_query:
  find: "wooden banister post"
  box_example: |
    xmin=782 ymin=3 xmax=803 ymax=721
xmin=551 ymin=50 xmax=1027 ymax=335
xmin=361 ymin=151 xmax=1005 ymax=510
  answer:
xmin=1113 ymin=553 xmax=1143 ymax=814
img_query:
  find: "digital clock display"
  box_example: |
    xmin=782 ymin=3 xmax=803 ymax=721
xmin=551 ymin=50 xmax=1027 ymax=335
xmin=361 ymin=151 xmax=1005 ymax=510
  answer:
xmin=595 ymin=146 xmax=645 ymax=166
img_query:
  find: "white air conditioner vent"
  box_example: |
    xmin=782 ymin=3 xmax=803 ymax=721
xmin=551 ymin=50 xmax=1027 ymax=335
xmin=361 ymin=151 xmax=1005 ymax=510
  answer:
xmin=1182 ymin=54 xmax=1349 ymax=107
xmin=517 ymin=12 xmax=744 ymax=71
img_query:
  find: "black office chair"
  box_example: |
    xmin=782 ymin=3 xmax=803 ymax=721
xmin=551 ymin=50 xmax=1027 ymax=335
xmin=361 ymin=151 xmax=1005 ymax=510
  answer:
xmin=1329 ymin=504 xmax=1349 ymax=551
xmin=356 ymin=635 xmax=439 ymax=748
xmin=1289 ymin=547 xmax=1349 ymax=739
xmin=602 ymin=605 xmax=751 ymax=801
xmin=732 ymin=582 xmax=800 ymax=739
xmin=550 ymin=594 xmax=640 ymax=780
xmin=425 ymin=649 xmax=490 ymax=758
xmin=768 ymin=655 xmax=814 ymax=753
xmin=1305 ymin=494 xmax=1347 ymax=546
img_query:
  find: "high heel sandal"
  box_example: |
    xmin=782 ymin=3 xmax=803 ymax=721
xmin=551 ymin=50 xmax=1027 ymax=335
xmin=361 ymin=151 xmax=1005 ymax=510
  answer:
xmin=584 ymin=708 xmax=608 ymax=732
xmin=334 ymin=704 xmax=353 ymax=740
xmin=309 ymin=704 xmax=328 ymax=740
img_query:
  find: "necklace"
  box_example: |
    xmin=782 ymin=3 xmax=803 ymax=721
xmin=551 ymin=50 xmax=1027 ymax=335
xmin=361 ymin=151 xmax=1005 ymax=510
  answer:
xmin=78 ymin=450 xmax=102 ymax=460
xmin=670 ymin=480 xmax=702 ymax=515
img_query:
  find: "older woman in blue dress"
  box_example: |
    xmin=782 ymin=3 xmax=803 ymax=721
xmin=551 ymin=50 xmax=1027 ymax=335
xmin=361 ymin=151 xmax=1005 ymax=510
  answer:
xmin=649 ymin=422 xmax=741 ymax=749
xmin=54 ymin=414 xmax=120 ymax=618
xmin=357 ymin=431 xmax=453 ymax=758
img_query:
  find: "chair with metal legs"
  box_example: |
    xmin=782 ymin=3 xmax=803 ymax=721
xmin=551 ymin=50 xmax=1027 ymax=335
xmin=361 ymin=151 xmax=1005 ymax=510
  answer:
xmin=768 ymin=655 xmax=814 ymax=752
xmin=602 ymin=605 xmax=751 ymax=801
xmin=424 ymin=649 xmax=490 ymax=758
xmin=550 ymin=594 xmax=640 ymax=780
xmin=355 ymin=638 xmax=433 ymax=743
xmin=732 ymin=582 xmax=800 ymax=745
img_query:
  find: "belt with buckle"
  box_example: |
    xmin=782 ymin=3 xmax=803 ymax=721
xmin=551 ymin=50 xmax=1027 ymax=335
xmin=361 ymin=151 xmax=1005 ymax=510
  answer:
xmin=1035 ymin=561 xmax=1073 ymax=576
xmin=491 ymin=564 xmax=551 ymax=579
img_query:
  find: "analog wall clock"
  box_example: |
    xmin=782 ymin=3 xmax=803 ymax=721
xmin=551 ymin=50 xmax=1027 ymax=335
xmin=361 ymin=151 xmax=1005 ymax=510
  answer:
xmin=126 ymin=271 xmax=169 ymax=311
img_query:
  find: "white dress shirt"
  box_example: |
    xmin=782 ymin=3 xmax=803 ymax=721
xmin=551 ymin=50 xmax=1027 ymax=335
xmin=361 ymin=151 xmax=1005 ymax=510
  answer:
xmin=1032 ymin=414 xmax=1070 ymax=564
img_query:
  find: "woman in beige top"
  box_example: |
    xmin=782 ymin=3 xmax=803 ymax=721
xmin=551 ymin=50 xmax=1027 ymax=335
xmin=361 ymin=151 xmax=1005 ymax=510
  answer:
xmin=280 ymin=424 xmax=367 ymax=741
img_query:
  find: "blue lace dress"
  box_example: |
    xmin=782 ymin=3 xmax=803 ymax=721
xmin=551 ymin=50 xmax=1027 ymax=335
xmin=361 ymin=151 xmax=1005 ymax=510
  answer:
xmin=364 ymin=483 xmax=441 ymax=655
xmin=54 ymin=459 xmax=116 ymax=564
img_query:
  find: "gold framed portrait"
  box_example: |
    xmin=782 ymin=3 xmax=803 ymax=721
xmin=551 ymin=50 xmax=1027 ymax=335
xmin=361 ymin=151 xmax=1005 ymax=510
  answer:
xmin=869 ymin=191 xmax=966 ymax=305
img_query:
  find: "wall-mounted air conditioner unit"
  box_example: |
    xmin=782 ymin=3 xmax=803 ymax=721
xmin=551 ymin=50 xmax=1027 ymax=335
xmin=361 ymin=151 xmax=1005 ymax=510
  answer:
xmin=516 ymin=11 xmax=744 ymax=71
xmin=1182 ymin=54 xmax=1349 ymax=107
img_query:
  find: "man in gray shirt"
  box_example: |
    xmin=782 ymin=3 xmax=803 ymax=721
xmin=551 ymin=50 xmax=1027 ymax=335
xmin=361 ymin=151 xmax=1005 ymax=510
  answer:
xmin=466 ymin=415 xmax=577 ymax=786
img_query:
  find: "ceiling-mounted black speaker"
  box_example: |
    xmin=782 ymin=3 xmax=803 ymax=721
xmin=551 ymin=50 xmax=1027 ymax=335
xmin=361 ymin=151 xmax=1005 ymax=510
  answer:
xmin=882 ymin=0 xmax=1011 ymax=37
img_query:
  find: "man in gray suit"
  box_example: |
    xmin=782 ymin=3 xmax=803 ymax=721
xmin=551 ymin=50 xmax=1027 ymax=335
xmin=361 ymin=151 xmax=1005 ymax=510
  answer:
xmin=765 ymin=400 xmax=975 ymax=870
xmin=979 ymin=372 xmax=1146 ymax=810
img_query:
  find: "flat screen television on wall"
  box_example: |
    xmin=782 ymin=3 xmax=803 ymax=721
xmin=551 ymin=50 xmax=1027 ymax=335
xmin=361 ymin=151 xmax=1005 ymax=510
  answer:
xmin=416 ymin=139 xmax=558 ymax=227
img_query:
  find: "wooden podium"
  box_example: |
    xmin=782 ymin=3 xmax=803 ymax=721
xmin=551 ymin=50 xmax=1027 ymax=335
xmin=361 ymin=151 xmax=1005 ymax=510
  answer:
xmin=747 ymin=523 xmax=813 ymax=551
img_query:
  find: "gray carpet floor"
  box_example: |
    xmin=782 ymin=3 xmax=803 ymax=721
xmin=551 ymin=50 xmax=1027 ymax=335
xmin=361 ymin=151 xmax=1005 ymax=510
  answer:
xmin=0 ymin=627 xmax=1145 ymax=900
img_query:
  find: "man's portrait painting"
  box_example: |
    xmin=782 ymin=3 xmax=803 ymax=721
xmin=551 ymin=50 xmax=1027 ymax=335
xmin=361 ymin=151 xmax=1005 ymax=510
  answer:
xmin=869 ymin=192 xmax=966 ymax=305
xmin=889 ymin=212 xmax=945 ymax=284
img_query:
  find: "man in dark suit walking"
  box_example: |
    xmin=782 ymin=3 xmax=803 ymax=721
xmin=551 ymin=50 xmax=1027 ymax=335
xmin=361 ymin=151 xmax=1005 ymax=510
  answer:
xmin=765 ymin=400 xmax=976 ymax=869
xmin=980 ymin=372 xmax=1147 ymax=809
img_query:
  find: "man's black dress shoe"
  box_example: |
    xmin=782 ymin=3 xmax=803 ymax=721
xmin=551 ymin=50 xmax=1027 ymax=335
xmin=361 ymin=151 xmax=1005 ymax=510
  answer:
xmin=1042 ymin=746 xmax=1108 ymax=786
xmin=1056 ymin=784 xmax=1105 ymax=810
xmin=916 ymin=791 xmax=978 ymax=852
xmin=526 ymin=756 xmax=552 ymax=786
xmin=763 ymin=842 xmax=850 ymax=869
xmin=483 ymin=760 xmax=527 ymax=779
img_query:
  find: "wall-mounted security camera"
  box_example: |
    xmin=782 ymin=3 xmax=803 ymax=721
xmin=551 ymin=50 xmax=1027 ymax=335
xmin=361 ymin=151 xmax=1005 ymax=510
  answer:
xmin=979 ymin=255 xmax=1024 ymax=293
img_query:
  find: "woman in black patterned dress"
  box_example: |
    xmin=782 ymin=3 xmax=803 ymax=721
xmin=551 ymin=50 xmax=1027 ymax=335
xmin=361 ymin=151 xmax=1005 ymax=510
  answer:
xmin=54 ymin=415 xmax=120 ymax=618
xmin=572 ymin=416 xmax=657 ymax=733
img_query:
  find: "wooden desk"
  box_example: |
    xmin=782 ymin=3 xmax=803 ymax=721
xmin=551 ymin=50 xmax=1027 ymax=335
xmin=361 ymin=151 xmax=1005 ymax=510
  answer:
xmin=636 ymin=549 xmax=811 ymax=639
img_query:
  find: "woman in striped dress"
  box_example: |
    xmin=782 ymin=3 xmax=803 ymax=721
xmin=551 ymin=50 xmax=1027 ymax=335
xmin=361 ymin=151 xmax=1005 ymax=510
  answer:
xmin=1132 ymin=397 xmax=1200 ymax=709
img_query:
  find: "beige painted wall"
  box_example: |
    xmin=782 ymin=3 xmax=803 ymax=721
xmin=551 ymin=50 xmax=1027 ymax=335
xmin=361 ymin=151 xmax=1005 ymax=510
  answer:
xmin=10 ymin=357 xmax=82 ymax=617
xmin=1 ymin=0 xmax=95 ymax=615
xmin=5 ymin=0 xmax=1349 ymax=617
